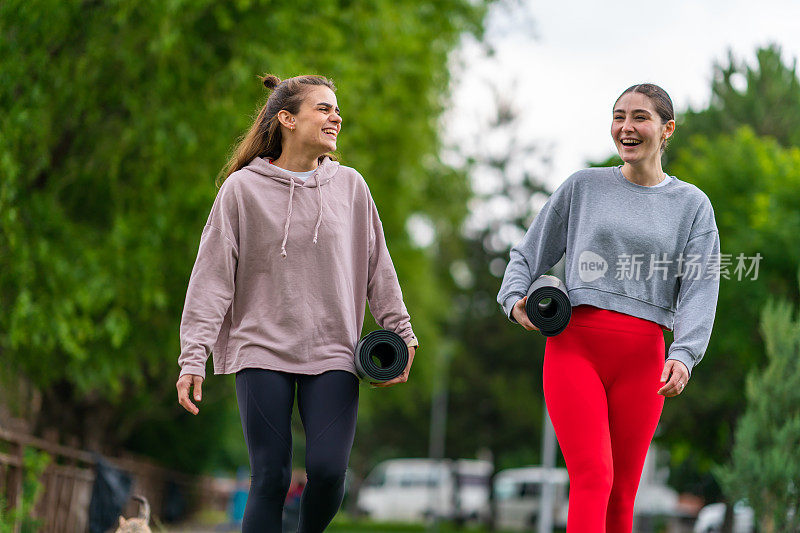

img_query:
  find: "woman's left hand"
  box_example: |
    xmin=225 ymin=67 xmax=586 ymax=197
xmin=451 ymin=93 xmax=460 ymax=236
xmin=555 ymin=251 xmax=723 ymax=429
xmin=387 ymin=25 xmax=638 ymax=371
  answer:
xmin=658 ymin=359 xmax=689 ymax=397
xmin=373 ymin=345 xmax=415 ymax=387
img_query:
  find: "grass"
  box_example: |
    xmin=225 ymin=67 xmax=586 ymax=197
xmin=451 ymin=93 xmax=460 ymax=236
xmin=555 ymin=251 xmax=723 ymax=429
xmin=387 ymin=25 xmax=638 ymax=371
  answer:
xmin=327 ymin=516 xmax=537 ymax=532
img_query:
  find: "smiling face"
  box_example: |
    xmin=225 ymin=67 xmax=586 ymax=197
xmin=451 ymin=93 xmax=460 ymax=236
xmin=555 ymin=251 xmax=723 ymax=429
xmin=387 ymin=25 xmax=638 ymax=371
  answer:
xmin=284 ymin=85 xmax=342 ymax=156
xmin=611 ymin=92 xmax=674 ymax=165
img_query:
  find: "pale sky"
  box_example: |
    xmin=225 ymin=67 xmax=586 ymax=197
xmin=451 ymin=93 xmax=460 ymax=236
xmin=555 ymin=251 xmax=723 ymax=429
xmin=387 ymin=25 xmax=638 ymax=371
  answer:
xmin=444 ymin=0 xmax=800 ymax=192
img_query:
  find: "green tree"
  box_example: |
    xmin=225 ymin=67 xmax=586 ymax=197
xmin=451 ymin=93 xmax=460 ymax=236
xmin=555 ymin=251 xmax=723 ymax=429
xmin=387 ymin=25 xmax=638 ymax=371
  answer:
xmin=660 ymin=127 xmax=800 ymax=499
xmin=0 ymin=0 xmax=490 ymax=473
xmin=714 ymin=270 xmax=800 ymax=532
xmin=669 ymin=44 xmax=800 ymax=156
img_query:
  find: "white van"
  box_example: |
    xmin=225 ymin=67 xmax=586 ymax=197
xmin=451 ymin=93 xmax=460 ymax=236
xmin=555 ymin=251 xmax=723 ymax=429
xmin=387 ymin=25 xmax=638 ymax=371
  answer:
xmin=493 ymin=466 xmax=569 ymax=530
xmin=356 ymin=458 xmax=492 ymax=522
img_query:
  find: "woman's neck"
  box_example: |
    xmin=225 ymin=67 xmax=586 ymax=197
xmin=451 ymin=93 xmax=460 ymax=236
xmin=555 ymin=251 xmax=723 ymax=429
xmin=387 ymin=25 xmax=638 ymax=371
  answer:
xmin=620 ymin=158 xmax=665 ymax=186
xmin=272 ymin=151 xmax=320 ymax=172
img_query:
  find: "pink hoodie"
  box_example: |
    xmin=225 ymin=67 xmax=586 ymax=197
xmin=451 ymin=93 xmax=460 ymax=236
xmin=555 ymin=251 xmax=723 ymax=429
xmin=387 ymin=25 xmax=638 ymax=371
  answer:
xmin=178 ymin=156 xmax=418 ymax=379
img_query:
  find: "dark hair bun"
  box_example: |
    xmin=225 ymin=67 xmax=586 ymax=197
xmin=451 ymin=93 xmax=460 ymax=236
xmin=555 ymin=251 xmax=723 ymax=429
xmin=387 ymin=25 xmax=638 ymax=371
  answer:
xmin=261 ymin=74 xmax=281 ymax=90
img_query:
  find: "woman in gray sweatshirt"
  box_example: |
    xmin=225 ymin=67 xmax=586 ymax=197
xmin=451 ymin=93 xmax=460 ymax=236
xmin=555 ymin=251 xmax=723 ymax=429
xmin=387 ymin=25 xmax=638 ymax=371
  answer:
xmin=497 ymin=84 xmax=719 ymax=532
xmin=176 ymin=74 xmax=418 ymax=532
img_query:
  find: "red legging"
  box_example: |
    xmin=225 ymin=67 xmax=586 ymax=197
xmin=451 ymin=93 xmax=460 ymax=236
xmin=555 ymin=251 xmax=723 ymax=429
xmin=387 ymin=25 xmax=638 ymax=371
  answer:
xmin=544 ymin=305 xmax=665 ymax=532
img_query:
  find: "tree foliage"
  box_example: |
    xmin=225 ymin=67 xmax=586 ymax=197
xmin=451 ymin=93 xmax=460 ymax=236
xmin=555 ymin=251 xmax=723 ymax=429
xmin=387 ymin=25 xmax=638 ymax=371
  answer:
xmin=714 ymin=271 xmax=800 ymax=532
xmin=653 ymin=47 xmax=800 ymax=499
xmin=660 ymin=126 xmax=800 ymax=498
xmin=671 ymin=44 xmax=800 ymax=154
xmin=0 ymin=0 xmax=489 ymax=472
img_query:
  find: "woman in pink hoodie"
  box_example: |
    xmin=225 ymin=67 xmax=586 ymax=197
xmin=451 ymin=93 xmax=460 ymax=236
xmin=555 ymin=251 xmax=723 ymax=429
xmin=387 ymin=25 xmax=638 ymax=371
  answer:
xmin=176 ymin=74 xmax=418 ymax=532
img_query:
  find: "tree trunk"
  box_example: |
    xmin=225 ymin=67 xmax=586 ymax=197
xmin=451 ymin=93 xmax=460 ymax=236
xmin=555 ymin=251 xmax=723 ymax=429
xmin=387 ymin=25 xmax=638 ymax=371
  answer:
xmin=721 ymin=500 xmax=734 ymax=533
xmin=35 ymin=380 xmax=120 ymax=453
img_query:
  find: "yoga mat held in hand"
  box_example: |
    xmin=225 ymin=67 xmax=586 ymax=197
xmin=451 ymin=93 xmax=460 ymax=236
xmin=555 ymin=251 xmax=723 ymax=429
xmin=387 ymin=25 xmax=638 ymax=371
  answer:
xmin=525 ymin=275 xmax=572 ymax=337
xmin=355 ymin=330 xmax=409 ymax=382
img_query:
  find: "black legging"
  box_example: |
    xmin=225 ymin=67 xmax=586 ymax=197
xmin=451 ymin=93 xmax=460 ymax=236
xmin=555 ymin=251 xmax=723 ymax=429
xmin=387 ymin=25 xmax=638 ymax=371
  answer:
xmin=235 ymin=368 xmax=359 ymax=532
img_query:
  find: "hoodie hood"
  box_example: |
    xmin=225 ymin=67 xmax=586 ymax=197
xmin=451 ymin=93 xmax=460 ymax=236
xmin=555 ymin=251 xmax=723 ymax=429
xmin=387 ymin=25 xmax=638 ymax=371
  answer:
xmin=243 ymin=156 xmax=341 ymax=257
xmin=243 ymin=155 xmax=340 ymax=188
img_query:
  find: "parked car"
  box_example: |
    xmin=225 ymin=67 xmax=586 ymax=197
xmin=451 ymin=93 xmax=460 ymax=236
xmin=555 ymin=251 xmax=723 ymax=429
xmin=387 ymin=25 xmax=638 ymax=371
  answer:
xmin=694 ymin=501 xmax=755 ymax=533
xmin=356 ymin=458 xmax=492 ymax=522
xmin=493 ymin=466 xmax=569 ymax=530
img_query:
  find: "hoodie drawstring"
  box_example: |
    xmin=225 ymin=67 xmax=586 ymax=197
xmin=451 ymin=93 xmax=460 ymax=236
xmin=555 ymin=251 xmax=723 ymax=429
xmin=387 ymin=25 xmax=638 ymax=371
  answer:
xmin=280 ymin=178 xmax=295 ymax=258
xmin=313 ymin=183 xmax=324 ymax=244
xmin=280 ymin=176 xmax=326 ymax=257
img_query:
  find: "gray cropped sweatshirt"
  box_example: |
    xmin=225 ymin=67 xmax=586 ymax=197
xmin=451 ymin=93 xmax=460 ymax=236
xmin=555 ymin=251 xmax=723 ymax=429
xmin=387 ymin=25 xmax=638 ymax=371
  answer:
xmin=497 ymin=166 xmax=720 ymax=376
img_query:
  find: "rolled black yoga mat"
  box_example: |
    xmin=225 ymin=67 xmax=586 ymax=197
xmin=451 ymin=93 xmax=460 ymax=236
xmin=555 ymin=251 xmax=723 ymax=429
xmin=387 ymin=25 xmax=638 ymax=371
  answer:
xmin=525 ymin=275 xmax=572 ymax=337
xmin=355 ymin=330 xmax=409 ymax=382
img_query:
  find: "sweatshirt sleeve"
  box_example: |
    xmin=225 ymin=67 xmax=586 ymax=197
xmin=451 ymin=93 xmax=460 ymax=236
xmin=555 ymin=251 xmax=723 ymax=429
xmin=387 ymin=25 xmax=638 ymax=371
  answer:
xmin=666 ymin=199 xmax=720 ymax=377
xmin=178 ymin=183 xmax=240 ymax=380
xmin=497 ymin=183 xmax=570 ymax=322
xmin=365 ymin=195 xmax=418 ymax=348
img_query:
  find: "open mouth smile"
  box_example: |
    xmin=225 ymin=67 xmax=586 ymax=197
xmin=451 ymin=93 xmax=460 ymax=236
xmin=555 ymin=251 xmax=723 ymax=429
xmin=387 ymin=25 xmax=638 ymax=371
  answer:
xmin=620 ymin=138 xmax=642 ymax=147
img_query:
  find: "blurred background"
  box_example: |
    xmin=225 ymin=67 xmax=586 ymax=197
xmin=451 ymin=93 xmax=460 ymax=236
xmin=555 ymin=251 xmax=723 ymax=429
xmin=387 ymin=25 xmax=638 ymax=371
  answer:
xmin=2 ymin=0 xmax=800 ymax=531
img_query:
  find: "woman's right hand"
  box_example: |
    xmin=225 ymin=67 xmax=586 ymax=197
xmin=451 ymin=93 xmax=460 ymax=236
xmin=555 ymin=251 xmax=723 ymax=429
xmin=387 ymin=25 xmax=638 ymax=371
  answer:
xmin=512 ymin=296 xmax=540 ymax=331
xmin=177 ymin=374 xmax=204 ymax=415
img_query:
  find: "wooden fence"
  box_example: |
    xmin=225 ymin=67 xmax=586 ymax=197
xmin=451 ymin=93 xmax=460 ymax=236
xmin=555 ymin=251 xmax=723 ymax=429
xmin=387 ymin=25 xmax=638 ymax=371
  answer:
xmin=0 ymin=425 xmax=232 ymax=532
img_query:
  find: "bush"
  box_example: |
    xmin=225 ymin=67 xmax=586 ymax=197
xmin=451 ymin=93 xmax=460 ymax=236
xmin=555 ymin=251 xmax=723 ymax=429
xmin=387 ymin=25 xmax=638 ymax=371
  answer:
xmin=0 ymin=447 xmax=51 ymax=533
